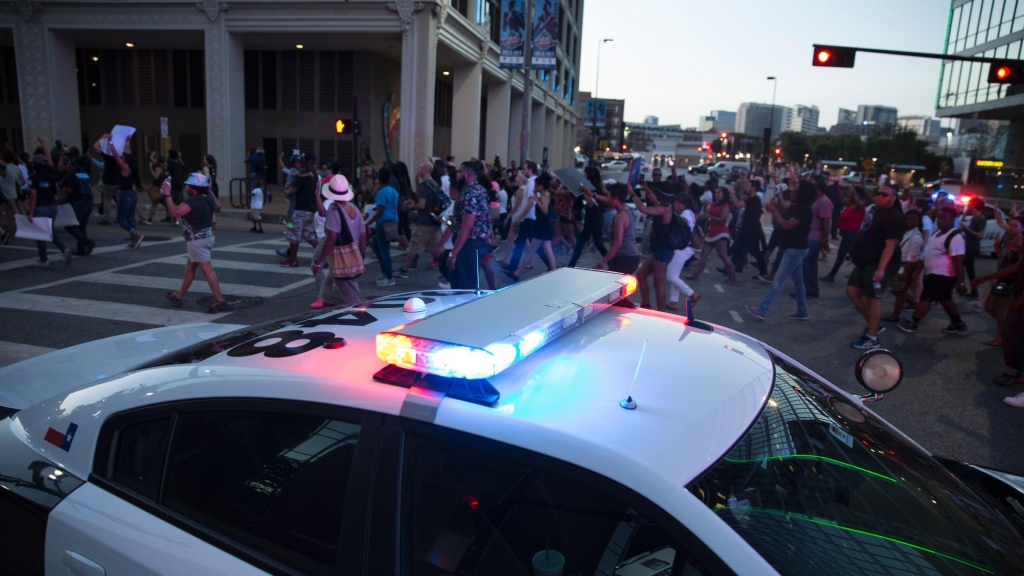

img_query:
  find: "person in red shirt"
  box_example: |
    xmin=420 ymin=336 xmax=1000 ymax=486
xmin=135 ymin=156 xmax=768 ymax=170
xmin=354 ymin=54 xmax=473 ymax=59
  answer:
xmin=821 ymin=189 xmax=865 ymax=282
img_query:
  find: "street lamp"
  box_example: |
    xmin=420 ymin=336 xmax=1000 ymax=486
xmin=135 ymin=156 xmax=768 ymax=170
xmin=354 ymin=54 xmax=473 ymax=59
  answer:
xmin=766 ymin=76 xmax=777 ymax=160
xmin=945 ymin=131 xmax=954 ymax=157
xmin=591 ymin=38 xmax=613 ymax=160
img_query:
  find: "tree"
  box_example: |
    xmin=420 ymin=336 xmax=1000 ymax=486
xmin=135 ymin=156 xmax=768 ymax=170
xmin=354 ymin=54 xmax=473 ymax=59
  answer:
xmin=779 ymin=131 xmax=812 ymax=164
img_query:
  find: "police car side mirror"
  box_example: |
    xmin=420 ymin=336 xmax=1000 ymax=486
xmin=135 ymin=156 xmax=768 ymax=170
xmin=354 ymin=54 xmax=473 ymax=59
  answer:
xmin=855 ymin=349 xmax=904 ymax=402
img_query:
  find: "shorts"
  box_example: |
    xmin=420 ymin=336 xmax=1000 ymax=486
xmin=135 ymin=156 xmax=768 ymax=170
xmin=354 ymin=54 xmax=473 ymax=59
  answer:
xmin=187 ymin=236 xmax=215 ymax=263
xmin=284 ymin=210 xmax=316 ymax=243
xmin=251 ymin=208 xmax=262 ymax=222
xmin=921 ymin=273 xmax=957 ymax=303
xmin=848 ymin=262 xmax=898 ymax=299
xmin=652 ymin=250 xmax=674 ymax=264
xmin=609 ymin=254 xmax=641 ymax=274
xmin=408 ymin=224 xmax=440 ymax=256
xmin=145 ymin=186 xmax=163 ymax=203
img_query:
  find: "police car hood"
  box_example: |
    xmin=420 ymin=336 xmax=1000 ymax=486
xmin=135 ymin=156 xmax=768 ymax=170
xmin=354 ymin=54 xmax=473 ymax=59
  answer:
xmin=0 ymin=323 xmax=243 ymax=410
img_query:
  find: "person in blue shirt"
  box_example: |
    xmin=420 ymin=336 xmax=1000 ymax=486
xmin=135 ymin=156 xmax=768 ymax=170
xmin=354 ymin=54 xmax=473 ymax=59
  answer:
xmin=364 ymin=166 xmax=400 ymax=286
xmin=245 ymin=148 xmax=261 ymax=185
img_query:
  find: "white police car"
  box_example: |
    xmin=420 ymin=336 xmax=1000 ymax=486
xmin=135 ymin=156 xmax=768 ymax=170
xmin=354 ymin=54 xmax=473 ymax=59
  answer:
xmin=3 ymin=268 xmax=1024 ymax=576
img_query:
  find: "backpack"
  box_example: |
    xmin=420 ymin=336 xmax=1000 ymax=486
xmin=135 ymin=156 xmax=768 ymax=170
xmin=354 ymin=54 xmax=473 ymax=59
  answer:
xmin=668 ymin=212 xmax=692 ymax=251
xmin=427 ymin=179 xmax=451 ymax=217
xmin=941 ymin=229 xmax=961 ymax=253
xmin=75 ymin=173 xmax=92 ymax=197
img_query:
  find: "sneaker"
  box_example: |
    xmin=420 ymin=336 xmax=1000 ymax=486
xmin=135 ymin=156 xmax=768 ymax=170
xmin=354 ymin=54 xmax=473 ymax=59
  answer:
xmin=1004 ymin=392 xmax=1024 ymax=408
xmin=897 ymin=320 xmax=919 ymax=333
xmin=285 ymin=221 xmax=295 ymax=229
xmin=376 ymin=277 xmax=396 ymax=287
xmin=862 ymin=326 xmax=887 ymax=337
xmin=785 ymin=312 xmax=810 ymax=321
xmin=438 ymin=280 xmax=452 ymax=289
xmin=309 ymin=299 xmax=325 ymax=309
xmin=755 ymin=274 xmax=772 ymax=284
xmin=62 ymin=249 xmax=73 ymax=266
xmin=967 ymin=300 xmax=983 ymax=312
xmin=280 ymin=259 xmax=298 ymax=268
xmin=33 ymin=260 xmax=49 ymax=267
xmin=745 ymin=305 xmax=765 ymax=321
xmin=942 ymin=321 xmax=967 ymax=334
xmin=393 ymin=269 xmax=409 ymax=279
xmin=140 ymin=219 xmax=153 ymax=226
xmin=851 ymin=336 xmax=881 ymax=349
xmin=276 ymin=248 xmax=289 ymax=259
xmin=130 ymin=235 xmax=145 ymax=249
xmin=86 ymin=241 xmax=95 ymax=256
xmin=161 ymin=216 xmax=173 ymax=223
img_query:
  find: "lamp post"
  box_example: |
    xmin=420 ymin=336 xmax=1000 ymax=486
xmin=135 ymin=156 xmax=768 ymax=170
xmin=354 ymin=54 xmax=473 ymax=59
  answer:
xmin=945 ymin=130 xmax=953 ymax=157
xmin=765 ymin=76 xmax=777 ymax=161
xmin=590 ymin=38 xmax=613 ymax=160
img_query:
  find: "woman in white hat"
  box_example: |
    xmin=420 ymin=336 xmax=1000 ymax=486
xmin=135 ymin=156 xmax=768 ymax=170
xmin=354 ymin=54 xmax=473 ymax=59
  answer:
xmin=311 ymin=174 xmax=367 ymax=308
xmin=160 ymin=172 xmax=228 ymax=313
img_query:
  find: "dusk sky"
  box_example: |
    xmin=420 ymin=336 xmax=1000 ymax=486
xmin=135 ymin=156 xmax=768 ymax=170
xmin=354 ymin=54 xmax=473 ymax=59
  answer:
xmin=578 ymin=0 xmax=952 ymax=130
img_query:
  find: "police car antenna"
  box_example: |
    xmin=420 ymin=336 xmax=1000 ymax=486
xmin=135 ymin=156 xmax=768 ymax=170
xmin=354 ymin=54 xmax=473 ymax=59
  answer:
xmin=620 ymin=338 xmax=647 ymax=410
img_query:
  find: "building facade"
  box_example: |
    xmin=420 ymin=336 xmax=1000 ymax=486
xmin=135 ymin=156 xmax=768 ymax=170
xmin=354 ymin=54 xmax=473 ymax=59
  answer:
xmin=576 ymin=92 xmax=623 ymax=155
xmin=708 ymin=110 xmax=736 ymax=132
xmin=855 ymin=105 xmax=898 ymax=126
xmin=897 ymin=116 xmax=943 ymax=138
xmin=836 ymin=108 xmax=857 ymax=126
xmin=781 ymin=105 xmax=820 ymax=135
xmin=623 ymin=121 xmax=717 ymax=167
xmin=736 ymin=102 xmax=786 ymax=139
xmin=936 ymin=0 xmax=1024 ymax=167
xmin=7 ymin=0 xmax=582 ymax=185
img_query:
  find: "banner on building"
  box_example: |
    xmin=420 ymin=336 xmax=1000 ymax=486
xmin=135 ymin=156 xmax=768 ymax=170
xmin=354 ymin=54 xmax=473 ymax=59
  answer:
xmin=500 ymin=0 xmax=526 ymax=69
xmin=531 ymin=0 xmax=558 ymax=70
xmin=584 ymin=99 xmax=606 ymax=128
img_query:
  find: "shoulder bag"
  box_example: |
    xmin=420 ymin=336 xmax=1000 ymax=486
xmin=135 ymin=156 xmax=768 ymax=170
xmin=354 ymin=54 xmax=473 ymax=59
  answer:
xmin=330 ymin=205 xmax=365 ymax=279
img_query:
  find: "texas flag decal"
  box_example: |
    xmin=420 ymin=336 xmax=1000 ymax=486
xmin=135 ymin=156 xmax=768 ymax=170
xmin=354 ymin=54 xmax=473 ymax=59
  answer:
xmin=44 ymin=422 xmax=78 ymax=452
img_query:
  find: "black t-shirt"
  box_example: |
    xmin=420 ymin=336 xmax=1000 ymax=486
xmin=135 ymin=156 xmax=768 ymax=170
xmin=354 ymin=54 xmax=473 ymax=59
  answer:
xmin=101 ymin=153 xmax=120 ymax=186
xmin=292 ymin=173 xmax=318 ymax=213
xmin=167 ymin=160 xmax=187 ymax=192
xmin=416 ymin=180 xmax=440 ymax=226
xmin=183 ymin=193 xmax=215 ymax=231
xmin=119 ymin=153 xmax=140 ymax=191
xmin=741 ymin=194 xmax=763 ymax=230
xmin=850 ymin=205 xmax=904 ymax=267
xmin=778 ymin=204 xmax=812 ymax=250
xmin=59 ymin=173 xmax=89 ymax=203
xmin=29 ymin=172 xmax=58 ymax=206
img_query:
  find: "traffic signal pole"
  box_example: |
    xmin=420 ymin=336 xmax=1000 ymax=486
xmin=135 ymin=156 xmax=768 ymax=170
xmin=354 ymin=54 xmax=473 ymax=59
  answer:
xmin=518 ymin=0 xmax=533 ymax=168
xmin=813 ymin=43 xmax=1020 ymax=65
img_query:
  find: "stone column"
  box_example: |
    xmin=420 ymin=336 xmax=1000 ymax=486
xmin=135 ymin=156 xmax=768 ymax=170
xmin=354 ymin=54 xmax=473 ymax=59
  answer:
xmin=13 ymin=24 xmax=80 ymax=149
xmin=565 ymin=120 xmax=575 ymax=166
xmin=553 ymin=117 xmax=564 ymax=168
xmin=508 ymin=89 xmax=523 ymax=164
xmin=543 ymin=107 xmax=555 ymax=168
xmin=398 ymin=6 xmax=437 ymax=168
xmin=451 ymin=60 xmax=482 ymax=162
xmin=485 ymin=80 xmax=511 ymax=163
xmin=204 ymin=23 xmax=246 ymax=183
xmin=529 ymin=101 xmax=545 ymax=163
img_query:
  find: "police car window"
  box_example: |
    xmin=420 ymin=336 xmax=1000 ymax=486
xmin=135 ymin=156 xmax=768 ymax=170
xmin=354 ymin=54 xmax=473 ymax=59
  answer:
xmin=111 ymin=416 xmax=171 ymax=501
xmin=401 ymin=435 xmax=711 ymax=576
xmin=161 ymin=411 xmax=361 ymax=576
xmin=689 ymin=356 xmax=1024 ymax=575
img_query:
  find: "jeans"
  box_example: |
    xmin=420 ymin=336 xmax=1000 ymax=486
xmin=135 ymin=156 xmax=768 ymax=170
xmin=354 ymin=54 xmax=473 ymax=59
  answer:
xmin=965 ymin=248 xmax=979 ymax=287
xmin=33 ymin=205 xmax=68 ymax=261
xmin=508 ymin=218 xmax=535 ymax=270
xmin=452 ymin=240 xmax=490 ymax=289
xmin=825 ymin=230 xmax=856 ymax=279
xmin=568 ymin=222 xmax=607 ymax=268
xmin=803 ymin=239 xmax=822 ymax=297
xmin=732 ymin=227 xmax=767 ymax=275
xmin=97 ymin=183 xmax=118 ymax=220
xmin=373 ymin=221 xmax=394 ymax=279
xmin=65 ymin=198 xmax=94 ymax=253
xmin=116 ymin=190 xmax=137 ymax=234
xmin=758 ymin=248 xmax=809 ymax=317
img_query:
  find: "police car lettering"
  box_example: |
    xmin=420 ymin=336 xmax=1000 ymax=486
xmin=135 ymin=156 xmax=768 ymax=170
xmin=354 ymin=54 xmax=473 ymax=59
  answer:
xmin=296 ymin=309 xmax=378 ymax=329
xmin=227 ymin=329 xmax=337 ymax=358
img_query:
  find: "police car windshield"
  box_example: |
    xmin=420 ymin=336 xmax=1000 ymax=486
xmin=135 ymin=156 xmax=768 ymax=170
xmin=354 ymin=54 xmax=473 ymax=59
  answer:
xmin=689 ymin=355 xmax=1024 ymax=575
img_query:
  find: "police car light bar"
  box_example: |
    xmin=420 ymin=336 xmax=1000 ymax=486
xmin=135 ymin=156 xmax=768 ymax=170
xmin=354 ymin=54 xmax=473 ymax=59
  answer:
xmin=376 ymin=269 xmax=637 ymax=380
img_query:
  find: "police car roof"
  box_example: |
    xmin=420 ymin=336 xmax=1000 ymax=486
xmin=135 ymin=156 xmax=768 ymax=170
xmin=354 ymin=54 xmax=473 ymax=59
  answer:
xmin=13 ymin=282 xmax=774 ymax=511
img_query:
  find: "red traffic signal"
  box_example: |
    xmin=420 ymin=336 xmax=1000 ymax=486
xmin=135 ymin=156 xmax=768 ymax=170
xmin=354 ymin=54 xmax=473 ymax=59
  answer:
xmin=988 ymin=60 xmax=1024 ymax=84
xmin=774 ymin=148 xmax=782 ymax=155
xmin=812 ymin=45 xmax=856 ymax=68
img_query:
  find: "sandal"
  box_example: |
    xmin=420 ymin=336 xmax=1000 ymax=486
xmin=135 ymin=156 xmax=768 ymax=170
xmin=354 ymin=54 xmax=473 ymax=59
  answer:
xmin=666 ymin=302 xmax=679 ymax=311
xmin=208 ymin=300 xmax=229 ymax=314
xmin=166 ymin=291 xmax=182 ymax=308
xmin=690 ymin=293 xmax=701 ymax=306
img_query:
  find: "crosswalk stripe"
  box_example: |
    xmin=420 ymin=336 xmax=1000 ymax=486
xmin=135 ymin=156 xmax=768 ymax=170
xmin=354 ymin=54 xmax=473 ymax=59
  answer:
xmin=78 ymin=271 xmax=309 ymax=298
xmin=0 ymin=292 xmax=227 ymax=326
xmin=0 ymin=237 xmax=185 ymax=272
xmin=161 ymin=255 xmax=312 ymax=275
xmin=217 ymin=246 xmax=315 ymax=257
xmin=0 ymin=341 xmax=56 ymax=368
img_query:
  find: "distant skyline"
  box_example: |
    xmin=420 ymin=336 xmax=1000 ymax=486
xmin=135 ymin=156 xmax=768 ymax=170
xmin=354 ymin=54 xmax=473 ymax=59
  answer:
xmin=578 ymin=0 xmax=951 ymax=131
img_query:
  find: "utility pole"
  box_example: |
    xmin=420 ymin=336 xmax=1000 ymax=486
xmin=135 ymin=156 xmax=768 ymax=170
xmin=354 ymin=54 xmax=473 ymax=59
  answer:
xmin=765 ymin=76 xmax=777 ymax=161
xmin=518 ymin=0 xmax=533 ymax=168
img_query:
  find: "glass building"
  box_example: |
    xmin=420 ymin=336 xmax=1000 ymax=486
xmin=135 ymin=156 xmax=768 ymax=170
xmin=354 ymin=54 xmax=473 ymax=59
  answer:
xmin=937 ymin=0 xmax=1024 ymax=168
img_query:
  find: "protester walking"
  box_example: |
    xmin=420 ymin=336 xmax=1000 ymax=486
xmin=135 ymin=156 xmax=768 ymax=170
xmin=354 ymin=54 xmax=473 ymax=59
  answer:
xmin=93 ymin=136 xmax=120 ymax=226
xmin=141 ymin=151 xmax=168 ymax=225
xmin=883 ymin=211 xmax=925 ymax=324
xmin=505 ymin=161 xmax=538 ymax=272
xmin=448 ymin=162 xmax=493 ymax=289
xmin=567 ymin=166 xmax=608 ymax=268
xmin=686 ymin=187 xmax=735 ymax=283
xmin=203 ymin=154 xmax=220 ymax=229
xmin=898 ymin=206 xmax=968 ymax=335
xmin=311 ymin=175 xmax=367 ymax=307
xmin=846 ymin=185 xmax=904 ymax=349
xmin=745 ymin=181 xmax=815 ymax=321
xmin=250 ymin=177 xmax=264 ymax=233
xmin=364 ymin=165 xmax=400 ymax=286
xmin=821 ymin=191 xmax=865 ymax=282
xmin=27 ymin=150 xmax=73 ymax=267
xmin=398 ymin=162 xmax=443 ymax=277
xmin=57 ymin=156 xmax=96 ymax=255
xmin=666 ymin=194 xmax=700 ymax=310
xmin=729 ymin=182 xmax=767 ymax=278
xmin=802 ymin=182 xmax=833 ymax=298
xmin=595 ymin=185 xmax=641 ymax=274
xmin=960 ymin=197 xmax=987 ymax=299
xmin=972 ymin=217 xmax=1024 ymax=346
xmin=0 ymin=150 xmax=23 ymax=242
xmin=628 ymin=186 xmax=692 ymax=311
xmin=166 ymin=150 xmax=187 ymax=224
xmin=280 ymin=156 xmax=320 ymax=268
xmin=507 ymin=172 xmax=557 ymax=282
xmin=107 ymin=135 xmax=145 ymax=249
xmin=162 ymin=173 xmax=227 ymax=313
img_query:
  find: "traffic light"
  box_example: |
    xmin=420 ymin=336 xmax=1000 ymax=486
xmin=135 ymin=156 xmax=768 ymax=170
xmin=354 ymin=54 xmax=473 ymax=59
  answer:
xmin=334 ymin=118 xmax=353 ymax=134
xmin=987 ymin=60 xmax=1024 ymax=84
xmin=812 ymin=45 xmax=856 ymax=68
xmin=720 ymin=132 xmax=728 ymax=139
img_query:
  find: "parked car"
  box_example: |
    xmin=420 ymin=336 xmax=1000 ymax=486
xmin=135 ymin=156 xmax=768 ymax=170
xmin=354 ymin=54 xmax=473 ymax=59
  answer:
xmin=707 ymin=161 xmax=749 ymax=179
xmin=601 ymin=160 xmax=628 ymax=171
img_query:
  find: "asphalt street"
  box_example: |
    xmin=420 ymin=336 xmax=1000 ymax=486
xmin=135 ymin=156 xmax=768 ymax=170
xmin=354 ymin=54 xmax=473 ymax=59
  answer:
xmin=1 ymin=212 xmax=1020 ymax=475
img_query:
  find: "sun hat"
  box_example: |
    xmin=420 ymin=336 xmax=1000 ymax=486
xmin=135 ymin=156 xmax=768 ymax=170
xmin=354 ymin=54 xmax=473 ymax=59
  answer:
xmin=184 ymin=172 xmax=209 ymax=187
xmin=321 ymin=174 xmax=354 ymax=202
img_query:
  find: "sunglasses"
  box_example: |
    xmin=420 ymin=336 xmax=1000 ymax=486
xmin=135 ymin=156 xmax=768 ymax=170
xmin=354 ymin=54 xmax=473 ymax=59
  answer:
xmin=875 ymin=192 xmax=892 ymax=198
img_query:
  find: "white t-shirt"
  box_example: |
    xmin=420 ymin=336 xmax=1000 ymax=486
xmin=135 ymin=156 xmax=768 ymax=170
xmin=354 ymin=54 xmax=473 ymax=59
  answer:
xmin=440 ymin=174 xmax=450 ymax=195
xmin=440 ymin=194 xmax=456 ymax=251
xmin=523 ymin=176 xmax=537 ymax=220
xmin=250 ymin=187 xmax=264 ymax=210
xmin=921 ymin=214 xmax=934 ymax=243
xmin=899 ymin=229 xmax=924 ymax=263
xmin=923 ymin=229 xmax=965 ymax=277
xmin=497 ymin=189 xmax=508 ymax=215
xmin=315 ymin=199 xmax=333 ymax=239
